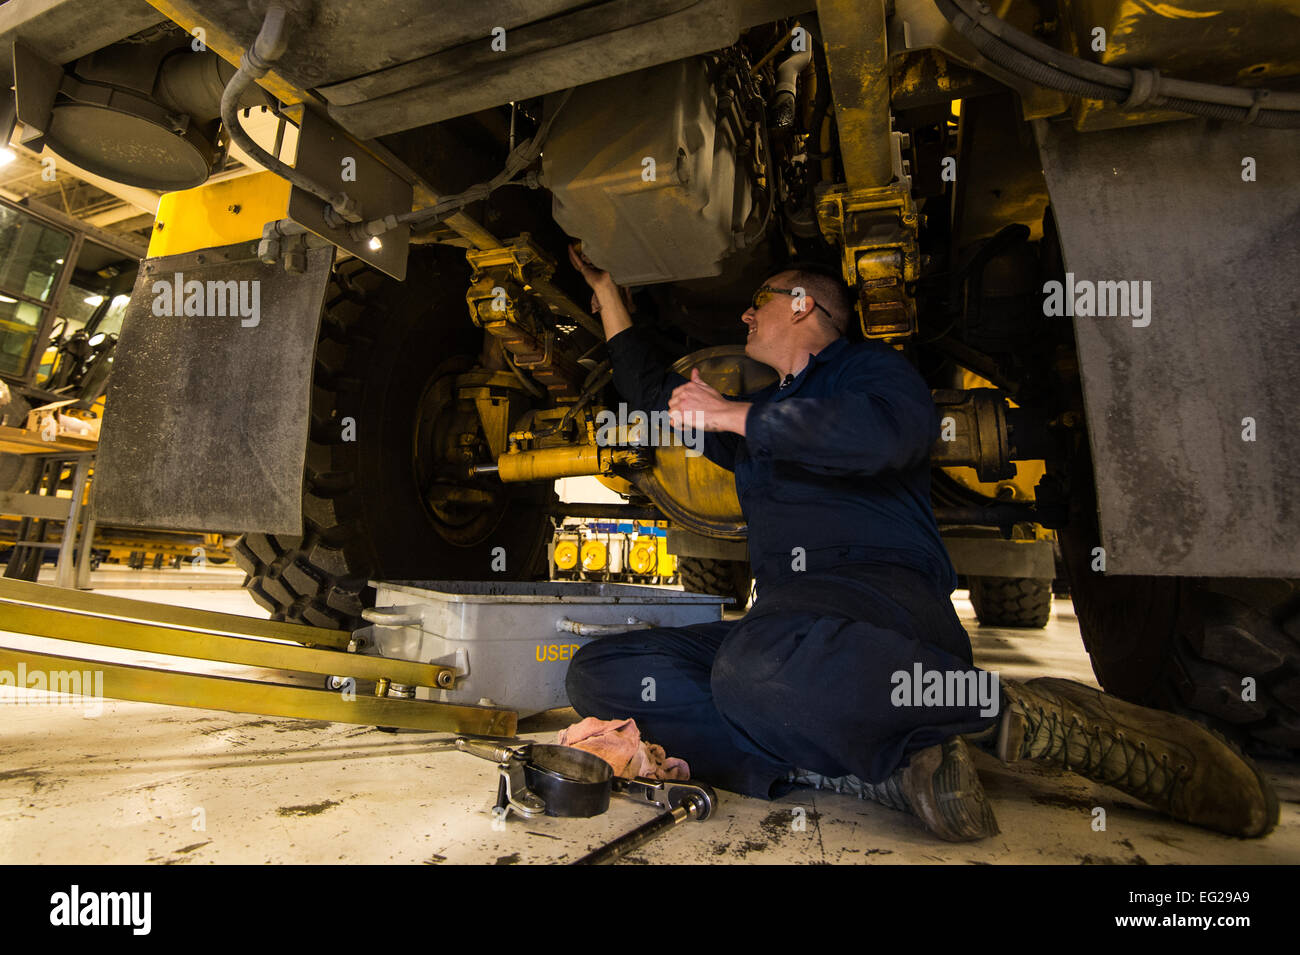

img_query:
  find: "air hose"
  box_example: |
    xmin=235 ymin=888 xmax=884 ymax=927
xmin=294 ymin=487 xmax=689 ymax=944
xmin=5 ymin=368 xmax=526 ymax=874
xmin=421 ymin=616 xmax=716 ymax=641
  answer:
xmin=220 ymin=4 xmax=364 ymax=222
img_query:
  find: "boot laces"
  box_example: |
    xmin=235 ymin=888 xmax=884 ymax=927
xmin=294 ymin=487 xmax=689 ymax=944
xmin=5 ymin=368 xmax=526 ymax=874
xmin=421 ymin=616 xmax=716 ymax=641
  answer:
xmin=1029 ymin=707 xmax=1191 ymax=806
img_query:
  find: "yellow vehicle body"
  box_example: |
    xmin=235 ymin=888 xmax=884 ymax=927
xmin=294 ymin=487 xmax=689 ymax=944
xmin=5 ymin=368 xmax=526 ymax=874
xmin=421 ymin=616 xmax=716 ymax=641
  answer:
xmin=149 ymin=172 xmax=292 ymax=259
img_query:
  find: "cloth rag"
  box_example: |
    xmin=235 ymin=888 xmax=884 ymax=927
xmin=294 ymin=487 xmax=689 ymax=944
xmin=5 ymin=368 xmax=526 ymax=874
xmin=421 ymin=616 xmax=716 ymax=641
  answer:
xmin=557 ymin=716 xmax=690 ymax=780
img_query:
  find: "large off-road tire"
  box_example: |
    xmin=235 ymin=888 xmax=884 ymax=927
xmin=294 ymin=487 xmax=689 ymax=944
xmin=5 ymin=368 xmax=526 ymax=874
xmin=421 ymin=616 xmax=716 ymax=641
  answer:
xmin=678 ymin=556 xmax=753 ymax=610
xmin=235 ymin=251 xmax=553 ymax=631
xmin=1060 ymin=446 xmax=1300 ymax=755
xmin=969 ymin=576 xmax=1052 ymax=628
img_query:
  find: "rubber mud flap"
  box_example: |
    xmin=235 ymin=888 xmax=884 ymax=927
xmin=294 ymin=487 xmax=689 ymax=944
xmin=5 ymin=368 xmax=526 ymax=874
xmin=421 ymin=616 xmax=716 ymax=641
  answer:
xmin=93 ymin=243 xmax=334 ymax=535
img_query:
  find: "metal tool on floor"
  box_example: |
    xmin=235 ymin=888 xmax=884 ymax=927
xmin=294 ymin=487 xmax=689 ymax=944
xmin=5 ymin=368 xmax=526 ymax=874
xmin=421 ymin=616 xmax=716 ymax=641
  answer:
xmin=571 ymin=780 xmax=715 ymax=866
xmin=456 ymin=736 xmax=716 ymax=864
xmin=458 ymin=737 xmax=612 ymax=817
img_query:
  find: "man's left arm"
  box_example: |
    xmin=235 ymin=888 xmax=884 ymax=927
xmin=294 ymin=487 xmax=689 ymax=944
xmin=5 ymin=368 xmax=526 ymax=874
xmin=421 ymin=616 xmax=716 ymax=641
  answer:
xmin=743 ymin=350 xmax=938 ymax=475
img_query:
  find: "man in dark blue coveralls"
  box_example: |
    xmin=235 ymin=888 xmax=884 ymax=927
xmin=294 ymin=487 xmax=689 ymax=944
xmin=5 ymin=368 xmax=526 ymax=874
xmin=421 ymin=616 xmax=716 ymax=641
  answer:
xmin=561 ymin=244 xmax=1279 ymax=842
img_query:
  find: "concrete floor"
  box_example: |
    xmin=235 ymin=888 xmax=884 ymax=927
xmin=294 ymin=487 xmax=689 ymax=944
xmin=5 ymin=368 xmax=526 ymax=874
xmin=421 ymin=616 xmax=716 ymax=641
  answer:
xmin=1 ymin=570 xmax=1297 ymax=864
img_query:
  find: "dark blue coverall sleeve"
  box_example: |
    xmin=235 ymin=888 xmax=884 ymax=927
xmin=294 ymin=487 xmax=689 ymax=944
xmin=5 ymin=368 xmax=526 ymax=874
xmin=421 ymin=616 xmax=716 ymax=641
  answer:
xmin=744 ymin=347 xmax=938 ymax=476
xmin=604 ymin=326 xmax=743 ymax=471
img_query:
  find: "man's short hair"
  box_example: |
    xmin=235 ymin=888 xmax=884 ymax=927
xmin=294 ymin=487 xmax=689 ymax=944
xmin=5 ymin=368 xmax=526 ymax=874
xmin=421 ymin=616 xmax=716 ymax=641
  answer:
xmin=782 ymin=263 xmax=854 ymax=337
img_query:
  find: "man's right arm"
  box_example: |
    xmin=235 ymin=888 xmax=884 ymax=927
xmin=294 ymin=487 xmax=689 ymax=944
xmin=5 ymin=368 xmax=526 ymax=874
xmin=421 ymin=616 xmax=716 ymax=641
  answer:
xmin=570 ymin=245 xmax=741 ymax=470
xmin=587 ymin=266 xmax=678 ymax=411
xmin=573 ymin=244 xmax=677 ymax=411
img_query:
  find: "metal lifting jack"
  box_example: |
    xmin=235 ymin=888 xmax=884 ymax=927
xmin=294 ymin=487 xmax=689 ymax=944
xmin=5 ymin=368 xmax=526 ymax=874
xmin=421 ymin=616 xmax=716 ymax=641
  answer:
xmin=0 ymin=577 xmax=724 ymax=863
xmin=0 ymin=579 xmax=517 ymax=736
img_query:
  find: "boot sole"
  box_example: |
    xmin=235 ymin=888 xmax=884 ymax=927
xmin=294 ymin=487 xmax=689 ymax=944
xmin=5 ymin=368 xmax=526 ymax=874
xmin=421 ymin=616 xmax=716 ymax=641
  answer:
xmin=903 ymin=739 xmax=1000 ymax=842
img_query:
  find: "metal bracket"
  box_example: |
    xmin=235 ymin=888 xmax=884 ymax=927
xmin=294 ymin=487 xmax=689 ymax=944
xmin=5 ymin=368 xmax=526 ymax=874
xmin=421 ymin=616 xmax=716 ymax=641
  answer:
xmin=929 ymin=388 xmax=1016 ymax=482
xmin=816 ymin=132 xmax=919 ymax=341
xmin=465 ymin=236 xmax=592 ymax=401
xmin=286 ymin=107 xmax=412 ymax=279
xmin=456 ymin=738 xmax=547 ymax=819
xmin=466 ymin=235 xmax=602 ymax=330
xmin=11 ymin=40 xmax=62 ymax=150
xmin=498 ymin=758 xmax=548 ymax=819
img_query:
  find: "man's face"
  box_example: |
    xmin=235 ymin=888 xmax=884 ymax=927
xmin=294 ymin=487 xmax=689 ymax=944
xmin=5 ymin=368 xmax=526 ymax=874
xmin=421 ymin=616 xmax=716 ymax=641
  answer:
xmin=742 ymin=273 xmax=800 ymax=363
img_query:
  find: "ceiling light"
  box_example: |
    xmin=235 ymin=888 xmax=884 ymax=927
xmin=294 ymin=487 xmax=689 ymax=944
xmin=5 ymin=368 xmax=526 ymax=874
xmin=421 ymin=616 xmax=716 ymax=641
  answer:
xmin=84 ymin=295 xmax=104 ymax=306
xmin=0 ymin=149 xmax=15 ymax=167
xmin=368 ymin=236 xmax=382 ymax=251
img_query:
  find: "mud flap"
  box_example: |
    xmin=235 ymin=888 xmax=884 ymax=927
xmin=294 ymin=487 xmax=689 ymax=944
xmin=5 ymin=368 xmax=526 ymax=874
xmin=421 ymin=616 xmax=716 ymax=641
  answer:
xmin=93 ymin=243 xmax=334 ymax=535
xmin=1036 ymin=119 xmax=1300 ymax=577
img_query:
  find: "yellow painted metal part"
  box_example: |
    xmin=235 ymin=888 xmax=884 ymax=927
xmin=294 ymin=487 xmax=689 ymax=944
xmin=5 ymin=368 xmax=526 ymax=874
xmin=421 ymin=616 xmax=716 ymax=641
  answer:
xmin=1058 ymin=0 xmax=1300 ymax=130
xmin=0 ymin=577 xmax=348 ymax=647
xmin=142 ymin=2 xmax=501 ymax=251
xmin=497 ymin=445 xmax=607 ymax=482
xmin=0 ymin=600 xmax=454 ymax=688
xmin=581 ymin=539 xmax=608 ymax=571
xmin=815 ymin=0 xmax=893 ymax=189
xmin=0 ymin=579 xmax=516 ymax=735
xmin=0 ymin=644 xmax=516 ymax=736
xmin=629 ymin=348 xmax=777 ymax=539
xmin=595 ymin=473 xmax=636 ymax=497
xmin=656 ymin=535 xmax=677 ymax=577
xmin=553 ymin=538 xmax=579 ymax=571
xmin=817 ymin=180 xmax=920 ymax=340
xmin=148 ymin=171 xmax=292 ymax=258
xmin=944 ymin=368 xmax=1045 ymax=503
xmin=627 ymin=537 xmax=658 ymax=574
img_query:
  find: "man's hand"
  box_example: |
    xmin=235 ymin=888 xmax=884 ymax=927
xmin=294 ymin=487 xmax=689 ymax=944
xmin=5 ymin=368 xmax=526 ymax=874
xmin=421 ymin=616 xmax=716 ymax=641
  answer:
xmin=568 ymin=243 xmax=632 ymax=339
xmin=568 ymin=243 xmax=616 ymax=297
xmin=669 ymin=369 xmax=751 ymax=436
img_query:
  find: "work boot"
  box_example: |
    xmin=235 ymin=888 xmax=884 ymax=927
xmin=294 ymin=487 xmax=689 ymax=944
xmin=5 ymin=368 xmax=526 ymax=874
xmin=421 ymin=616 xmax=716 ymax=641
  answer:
xmin=789 ymin=737 xmax=999 ymax=842
xmin=995 ymin=677 xmax=1278 ymax=837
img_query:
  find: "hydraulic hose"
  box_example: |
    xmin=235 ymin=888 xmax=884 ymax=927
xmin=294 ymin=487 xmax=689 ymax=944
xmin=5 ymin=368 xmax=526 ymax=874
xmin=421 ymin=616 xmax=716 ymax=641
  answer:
xmin=220 ymin=4 xmax=364 ymax=221
xmin=935 ymin=0 xmax=1300 ymax=128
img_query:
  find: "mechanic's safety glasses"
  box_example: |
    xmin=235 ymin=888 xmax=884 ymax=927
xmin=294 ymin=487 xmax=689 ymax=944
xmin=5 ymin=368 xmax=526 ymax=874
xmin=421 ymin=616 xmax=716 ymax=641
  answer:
xmin=750 ymin=285 xmax=833 ymax=320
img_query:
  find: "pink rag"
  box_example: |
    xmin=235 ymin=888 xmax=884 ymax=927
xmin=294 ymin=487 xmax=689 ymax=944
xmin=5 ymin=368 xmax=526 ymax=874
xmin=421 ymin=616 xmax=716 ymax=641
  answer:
xmin=557 ymin=716 xmax=690 ymax=780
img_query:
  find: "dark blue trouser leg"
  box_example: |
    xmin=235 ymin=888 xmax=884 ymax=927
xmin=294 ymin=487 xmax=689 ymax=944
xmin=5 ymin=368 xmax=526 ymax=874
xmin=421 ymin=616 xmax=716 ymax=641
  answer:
xmin=565 ymin=607 xmax=1000 ymax=799
xmin=711 ymin=611 xmax=998 ymax=785
xmin=564 ymin=621 xmax=794 ymax=798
